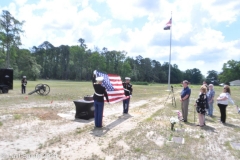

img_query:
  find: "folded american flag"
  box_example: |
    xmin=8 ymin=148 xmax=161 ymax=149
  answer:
xmin=96 ymin=70 xmax=128 ymax=104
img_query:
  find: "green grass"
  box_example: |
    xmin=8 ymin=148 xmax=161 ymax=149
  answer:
xmin=145 ymin=117 xmax=152 ymax=122
xmin=0 ymin=80 xmax=94 ymax=108
xmin=1 ymin=80 xmax=165 ymax=104
xmin=134 ymin=148 xmax=141 ymax=152
xmin=131 ymin=81 xmax=149 ymax=85
xmin=13 ymin=114 xmax=21 ymax=120
xmin=76 ymin=127 xmax=83 ymax=134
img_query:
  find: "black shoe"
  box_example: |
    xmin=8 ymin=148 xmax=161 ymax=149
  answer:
xmin=184 ymin=120 xmax=187 ymax=122
xmin=220 ymin=121 xmax=225 ymax=124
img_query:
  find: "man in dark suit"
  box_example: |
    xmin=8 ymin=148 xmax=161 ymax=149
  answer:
xmin=21 ymin=76 xmax=27 ymax=94
xmin=92 ymin=73 xmax=109 ymax=128
xmin=122 ymin=77 xmax=133 ymax=114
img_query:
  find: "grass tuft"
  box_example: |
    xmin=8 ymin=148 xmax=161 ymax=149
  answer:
xmin=14 ymin=114 xmax=21 ymax=120
xmin=134 ymin=148 xmax=141 ymax=152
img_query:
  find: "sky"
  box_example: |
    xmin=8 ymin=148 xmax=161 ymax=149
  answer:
xmin=1 ymin=0 xmax=240 ymax=76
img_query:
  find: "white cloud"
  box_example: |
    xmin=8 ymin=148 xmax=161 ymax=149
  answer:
xmin=1 ymin=0 xmax=240 ymax=76
xmin=14 ymin=0 xmax=27 ymax=6
xmin=196 ymin=60 xmax=205 ymax=65
xmin=104 ymin=0 xmax=151 ymax=20
xmin=202 ymin=0 xmax=240 ymax=24
xmin=8 ymin=0 xmax=102 ymax=47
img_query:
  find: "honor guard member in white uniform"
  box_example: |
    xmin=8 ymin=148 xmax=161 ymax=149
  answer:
xmin=122 ymin=77 xmax=133 ymax=114
xmin=92 ymin=72 xmax=109 ymax=128
xmin=21 ymin=76 xmax=27 ymax=94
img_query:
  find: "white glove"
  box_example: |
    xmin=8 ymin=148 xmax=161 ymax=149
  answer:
xmin=93 ymin=70 xmax=97 ymax=75
xmin=130 ymin=95 xmax=132 ymax=98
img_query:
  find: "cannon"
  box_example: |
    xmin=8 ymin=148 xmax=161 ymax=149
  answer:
xmin=28 ymin=84 xmax=50 ymax=96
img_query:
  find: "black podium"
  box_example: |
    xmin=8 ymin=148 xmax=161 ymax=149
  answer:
xmin=73 ymin=97 xmax=94 ymax=120
xmin=0 ymin=68 xmax=13 ymax=93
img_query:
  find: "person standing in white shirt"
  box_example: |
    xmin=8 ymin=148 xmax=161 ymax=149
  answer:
xmin=216 ymin=85 xmax=234 ymax=124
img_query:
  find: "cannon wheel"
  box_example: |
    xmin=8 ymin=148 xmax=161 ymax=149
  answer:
xmin=39 ymin=84 xmax=50 ymax=96
xmin=35 ymin=84 xmax=50 ymax=96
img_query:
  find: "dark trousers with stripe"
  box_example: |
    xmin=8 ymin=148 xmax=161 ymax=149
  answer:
xmin=123 ymin=98 xmax=130 ymax=113
xmin=94 ymin=101 xmax=104 ymax=127
xmin=22 ymin=85 xmax=26 ymax=94
xmin=218 ymin=103 xmax=228 ymax=123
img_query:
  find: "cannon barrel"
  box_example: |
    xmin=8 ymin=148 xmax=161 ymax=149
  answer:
xmin=28 ymin=88 xmax=41 ymax=95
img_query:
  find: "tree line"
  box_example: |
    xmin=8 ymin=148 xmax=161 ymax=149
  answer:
xmin=0 ymin=10 xmax=239 ymax=84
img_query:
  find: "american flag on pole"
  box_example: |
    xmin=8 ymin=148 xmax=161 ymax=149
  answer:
xmin=96 ymin=70 xmax=128 ymax=104
xmin=164 ymin=18 xmax=172 ymax=30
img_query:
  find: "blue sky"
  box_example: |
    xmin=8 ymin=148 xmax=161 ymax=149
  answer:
xmin=215 ymin=19 xmax=240 ymax=41
xmin=1 ymin=0 xmax=240 ymax=76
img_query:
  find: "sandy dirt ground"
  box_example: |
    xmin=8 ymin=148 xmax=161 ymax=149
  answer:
xmin=0 ymin=96 xmax=164 ymax=159
xmin=0 ymin=91 xmax=240 ymax=160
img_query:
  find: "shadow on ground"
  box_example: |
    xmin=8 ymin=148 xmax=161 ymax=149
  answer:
xmin=224 ymin=123 xmax=240 ymax=129
xmin=90 ymin=114 xmax=133 ymax=137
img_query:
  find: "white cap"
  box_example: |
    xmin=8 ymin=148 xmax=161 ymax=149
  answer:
xmin=93 ymin=70 xmax=97 ymax=75
xmin=125 ymin=77 xmax=131 ymax=80
xmin=96 ymin=77 xmax=104 ymax=82
xmin=23 ymin=76 xmax=26 ymax=78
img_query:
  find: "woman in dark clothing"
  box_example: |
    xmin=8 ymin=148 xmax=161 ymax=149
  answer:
xmin=92 ymin=74 xmax=109 ymax=128
xmin=194 ymin=85 xmax=208 ymax=127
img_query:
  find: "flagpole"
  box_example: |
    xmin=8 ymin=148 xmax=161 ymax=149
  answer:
xmin=167 ymin=12 xmax=172 ymax=91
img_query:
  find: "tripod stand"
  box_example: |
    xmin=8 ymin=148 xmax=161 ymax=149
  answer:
xmin=164 ymin=86 xmax=177 ymax=107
